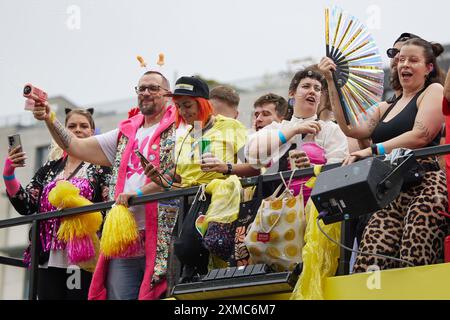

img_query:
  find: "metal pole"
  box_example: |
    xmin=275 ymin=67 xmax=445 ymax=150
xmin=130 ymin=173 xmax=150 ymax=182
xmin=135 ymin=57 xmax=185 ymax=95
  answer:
xmin=28 ymin=220 xmax=39 ymax=300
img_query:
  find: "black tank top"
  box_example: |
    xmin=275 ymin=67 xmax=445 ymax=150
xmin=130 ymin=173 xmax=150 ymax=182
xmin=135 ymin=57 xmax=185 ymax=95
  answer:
xmin=371 ymin=89 xmax=441 ymax=146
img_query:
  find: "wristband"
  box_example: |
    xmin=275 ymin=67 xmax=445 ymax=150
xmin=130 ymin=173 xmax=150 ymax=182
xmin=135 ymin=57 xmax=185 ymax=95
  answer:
xmin=48 ymin=111 xmax=56 ymax=123
xmin=3 ymin=174 xmax=15 ymax=181
xmin=370 ymin=144 xmax=378 ymax=156
xmin=278 ymin=130 xmax=287 ymax=144
xmin=376 ymin=143 xmax=386 ymax=156
xmin=225 ymin=163 xmax=233 ymax=175
xmin=136 ymin=188 xmax=144 ymax=197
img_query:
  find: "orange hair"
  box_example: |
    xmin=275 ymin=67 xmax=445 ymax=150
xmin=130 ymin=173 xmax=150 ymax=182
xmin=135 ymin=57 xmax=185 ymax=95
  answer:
xmin=175 ymin=97 xmax=214 ymax=128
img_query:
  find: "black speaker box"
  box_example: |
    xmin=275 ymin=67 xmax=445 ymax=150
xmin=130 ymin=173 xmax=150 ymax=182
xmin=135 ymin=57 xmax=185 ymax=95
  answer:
xmin=311 ymin=157 xmax=403 ymax=225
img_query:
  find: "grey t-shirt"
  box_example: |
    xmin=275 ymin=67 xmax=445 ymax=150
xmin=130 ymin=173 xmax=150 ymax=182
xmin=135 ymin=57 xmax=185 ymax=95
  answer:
xmin=95 ymin=129 xmax=119 ymax=166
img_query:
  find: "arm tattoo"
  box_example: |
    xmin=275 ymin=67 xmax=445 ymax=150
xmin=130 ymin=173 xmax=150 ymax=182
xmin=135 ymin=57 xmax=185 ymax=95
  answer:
xmin=368 ymin=118 xmax=378 ymax=131
xmin=53 ymin=120 xmax=73 ymax=149
xmin=414 ymin=120 xmax=432 ymax=142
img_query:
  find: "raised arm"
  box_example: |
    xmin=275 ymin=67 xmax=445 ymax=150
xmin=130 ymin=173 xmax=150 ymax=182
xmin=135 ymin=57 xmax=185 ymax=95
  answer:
xmin=318 ymin=57 xmax=385 ymax=140
xmin=32 ymin=101 xmax=112 ymax=166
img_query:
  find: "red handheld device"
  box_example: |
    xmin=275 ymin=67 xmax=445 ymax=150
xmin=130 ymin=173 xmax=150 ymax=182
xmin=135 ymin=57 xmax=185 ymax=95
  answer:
xmin=23 ymin=84 xmax=48 ymax=111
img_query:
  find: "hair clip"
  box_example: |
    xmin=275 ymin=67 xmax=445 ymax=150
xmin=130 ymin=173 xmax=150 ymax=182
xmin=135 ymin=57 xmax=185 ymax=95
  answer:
xmin=86 ymin=108 xmax=94 ymax=115
xmin=65 ymin=108 xmax=72 ymax=115
xmin=307 ymin=70 xmax=314 ymax=77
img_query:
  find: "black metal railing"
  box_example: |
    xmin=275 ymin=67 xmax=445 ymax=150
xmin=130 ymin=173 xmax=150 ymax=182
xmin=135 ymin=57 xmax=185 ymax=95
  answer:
xmin=1 ymin=144 xmax=449 ymax=300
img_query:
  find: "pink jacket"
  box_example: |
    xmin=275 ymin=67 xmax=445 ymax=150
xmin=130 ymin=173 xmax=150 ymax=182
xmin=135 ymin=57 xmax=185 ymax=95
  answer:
xmin=88 ymin=106 xmax=176 ymax=300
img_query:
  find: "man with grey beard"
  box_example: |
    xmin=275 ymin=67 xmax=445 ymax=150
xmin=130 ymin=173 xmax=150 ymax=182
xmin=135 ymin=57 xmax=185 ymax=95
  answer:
xmin=32 ymin=70 xmax=179 ymax=300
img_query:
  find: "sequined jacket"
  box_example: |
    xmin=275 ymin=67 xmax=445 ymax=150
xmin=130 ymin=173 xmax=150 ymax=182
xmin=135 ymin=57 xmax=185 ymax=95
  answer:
xmin=8 ymin=157 xmax=111 ymax=265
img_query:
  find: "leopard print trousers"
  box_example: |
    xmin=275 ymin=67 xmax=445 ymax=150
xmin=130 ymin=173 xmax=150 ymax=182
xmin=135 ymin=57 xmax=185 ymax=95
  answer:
xmin=353 ymin=169 xmax=448 ymax=273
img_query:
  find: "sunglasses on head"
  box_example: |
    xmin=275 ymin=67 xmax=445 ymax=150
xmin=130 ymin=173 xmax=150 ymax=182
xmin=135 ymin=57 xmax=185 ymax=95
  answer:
xmin=387 ymin=35 xmax=415 ymax=58
xmin=387 ymin=48 xmax=400 ymax=59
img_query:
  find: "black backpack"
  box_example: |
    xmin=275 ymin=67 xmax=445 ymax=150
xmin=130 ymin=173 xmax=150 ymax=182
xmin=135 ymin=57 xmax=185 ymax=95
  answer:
xmin=173 ymin=187 xmax=211 ymax=281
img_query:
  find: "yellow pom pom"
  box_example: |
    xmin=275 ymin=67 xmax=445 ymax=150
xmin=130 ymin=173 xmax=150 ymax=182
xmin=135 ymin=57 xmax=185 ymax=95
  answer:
xmin=49 ymin=180 xmax=103 ymax=241
xmin=48 ymin=180 xmax=80 ymax=208
xmin=100 ymin=205 xmax=139 ymax=258
xmin=137 ymin=55 xmax=147 ymax=68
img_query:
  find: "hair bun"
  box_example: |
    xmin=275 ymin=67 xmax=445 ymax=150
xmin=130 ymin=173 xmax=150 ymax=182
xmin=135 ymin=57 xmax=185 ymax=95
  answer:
xmin=431 ymin=42 xmax=444 ymax=57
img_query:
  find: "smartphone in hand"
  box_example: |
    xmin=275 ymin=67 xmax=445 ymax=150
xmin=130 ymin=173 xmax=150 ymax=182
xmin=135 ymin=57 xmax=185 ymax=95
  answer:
xmin=8 ymin=134 xmax=24 ymax=164
xmin=134 ymin=149 xmax=150 ymax=168
xmin=8 ymin=134 xmax=22 ymax=151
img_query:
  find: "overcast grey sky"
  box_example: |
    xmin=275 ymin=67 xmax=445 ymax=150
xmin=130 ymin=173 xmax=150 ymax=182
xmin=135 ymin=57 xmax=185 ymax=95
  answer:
xmin=0 ymin=0 xmax=448 ymax=117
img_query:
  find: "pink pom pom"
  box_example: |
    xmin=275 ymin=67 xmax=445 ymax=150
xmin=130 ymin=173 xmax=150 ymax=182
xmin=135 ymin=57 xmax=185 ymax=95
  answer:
xmin=67 ymin=236 xmax=95 ymax=264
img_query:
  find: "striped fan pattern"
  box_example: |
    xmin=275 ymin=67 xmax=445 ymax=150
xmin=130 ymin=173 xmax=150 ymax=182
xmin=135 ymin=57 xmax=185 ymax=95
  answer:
xmin=325 ymin=6 xmax=384 ymax=126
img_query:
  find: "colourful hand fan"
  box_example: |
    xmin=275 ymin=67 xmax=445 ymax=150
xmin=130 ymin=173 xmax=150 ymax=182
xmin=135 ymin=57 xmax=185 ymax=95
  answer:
xmin=325 ymin=6 xmax=384 ymax=126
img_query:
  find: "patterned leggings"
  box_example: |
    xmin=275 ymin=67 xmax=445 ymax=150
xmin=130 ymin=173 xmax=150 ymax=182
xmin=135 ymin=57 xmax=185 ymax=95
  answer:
xmin=353 ymin=170 xmax=448 ymax=273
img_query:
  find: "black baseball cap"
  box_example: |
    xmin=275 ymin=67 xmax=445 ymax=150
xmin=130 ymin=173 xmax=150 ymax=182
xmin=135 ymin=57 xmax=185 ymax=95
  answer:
xmin=393 ymin=32 xmax=421 ymax=45
xmin=167 ymin=76 xmax=209 ymax=99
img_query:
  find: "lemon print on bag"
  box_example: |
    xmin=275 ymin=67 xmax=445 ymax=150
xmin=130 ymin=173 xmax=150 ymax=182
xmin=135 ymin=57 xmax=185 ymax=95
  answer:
xmin=270 ymin=199 xmax=282 ymax=211
xmin=266 ymin=247 xmax=281 ymax=259
xmin=285 ymin=210 xmax=297 ymax=224
xmin=250 ymin=231 xmax=258 ymax=243
xmin=284 ymin=244 xmax=299 ymax=258
xmin=286 ymin=197 xmax=297 ymax=208
xmin=266 ymin=213 xmax=280 ymax=226
xmin=269 ymin=230 xmax=279 ymax=242
xmin=284 ymin=228 xmax=296 ymax=241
